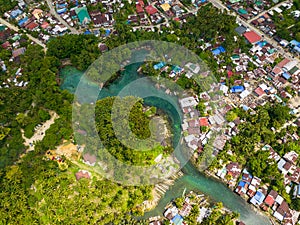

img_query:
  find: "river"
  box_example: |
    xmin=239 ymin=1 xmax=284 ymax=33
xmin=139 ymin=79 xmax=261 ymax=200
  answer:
xmin=60 ymin=65 xmax=271 ymax=225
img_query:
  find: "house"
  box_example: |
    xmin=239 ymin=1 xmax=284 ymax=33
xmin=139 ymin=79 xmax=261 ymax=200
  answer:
xmin=226 ymin=162 xmax=241 ymax=179
xmin=25 ymin=21 xmax=39 ymax=31
xmin=179 ymin=202 xmax=192 ymax=217
xmin=235 ymin=26 xmax=247 ymax=36
xmin=230 ymin=85 xmax=245 ymax=93
xmin=10 ymin=9 xmax=23 ymax=19
xmin=145 ymin=5 xmax=158 ymax=15
xmin=243 ymin=31 xmax=261 ymax=44
xmin=199 ymin=117 xmax=209 ymax=126
xmin=250 ymin=176 xmax=261 ymax=188
xmin=273 ymin=201 xmax=290 ymax=222
xmin=283 ymin=151 xmax=298 ymax=165
xmin=83 ymin=153 xmax=97 ymax=166
xmin=179 ymin=97 xmax=198 ymax=109
xmin=254 ymin=87 xmax=265 ymax=97
xmin=32 ymin=9 xmax=43 ymax=20
xmin=12 ymin=47 xmax=26 ymax=58
xmin=75 ymin=7 xmax=91 ymax=25
xmin=264 ymin=190 xmax=278 ymax=207
xmin=161 ymin=3 xmax=171 ymax=12
xmin=75 ymin=170 xmax=91 ymax=180
xmin=250 ymin=190 xmax=265 ymax=206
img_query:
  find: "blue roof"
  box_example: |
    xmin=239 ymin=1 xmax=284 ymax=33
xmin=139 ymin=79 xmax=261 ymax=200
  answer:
xmin=242 ymin=105 xmax=249 ymax=111
xmin=242 ymin=174 xmax=253 ymax=181
xmin=298 ymin=184 xmax=300 ymax=196
xmin=56 ymin=3 xmax=67 ymax=8
xmin=254 ymin=191 xmax=265 ymax=204
xmin=282 ymin=72 xmax=291 ymax=80
xmin=290 ymin=40 xmax=300 ymax=46
xmin=257 ymin=41 xmax=267 ymax=47
xmin=18 ymin=17 xmax=28 ymax=26
xmin=212 ymin=46 xmax=226 ymax=55
xmin=10 ymin=9 xmax=23 ymax=18
xmin=238 ymin=181 xmax=246 ymax=187
xmin=84 ymin=30 xmax=92 ymax=35
xmin=231 ymin=85 xmax=245 ymax=93
xmin=294 ymin=46 xmax=300 ymax=53
xmin=105 ymin=29 xmax=111 ymax=36
xmin=171 ymin=214 xmax=183 ymax=225
xmin=57 ymin=8 xmax=67 ymax=14
xmin=154 ymin=62 xmax=166 ymax=70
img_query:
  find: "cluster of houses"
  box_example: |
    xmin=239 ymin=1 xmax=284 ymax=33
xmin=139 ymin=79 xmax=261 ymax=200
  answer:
xmin=56 ymin=0 xmax=118 ymax=28
xmin=0 ymin=25 xmax=32 ymax=89
xmin=128 ymin=0 xmax=193 ymax=27
xmin=216 ymin=143 xmax=300 ymax=224
xmin=161 ymin=194 xmax=211 ymax=225
xmin=179 ymin=90 xmax=231 ymax=158
xmin=4 ymin=6 xmax=69 ymax=42
xmin=208 ymin=22 xmax=300 ymax=111
xmin=226 ymin=0 xmax=300 ymax=57
xmin=226 ymin=0 xmax=273 ymax=20
xmin=250 ymin=2 xmax=300 ymax=56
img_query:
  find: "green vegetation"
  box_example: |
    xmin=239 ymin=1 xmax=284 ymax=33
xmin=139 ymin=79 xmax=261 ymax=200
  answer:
xmin=47 ymin=34 xmax=100 ymax=70
xmin=271 ymin=1 xmax=300 ymax=41
xmin=95 ymin=96 xmax=170 ymax=165
xmin=225 ymin=110 xmax=238 ymax=122
xmin=0 ymin=150 xmax=152 ymax=224
xmin=202 ymin=202 xmax=239 ymax=225
xmin=0 ymin=0 xmax=17 ymax=15
xmin=0 ymin=44 xmax=73 ymax=168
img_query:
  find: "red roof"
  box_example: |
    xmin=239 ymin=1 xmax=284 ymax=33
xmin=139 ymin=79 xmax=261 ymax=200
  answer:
xmin=145 ymin=5 xmax=158 ymax=15
xmin=227 ymin=70 xmax=233 ymax=77
xmin=264 ymin=195 xmax=275 ymax=206
xmin=173 ymin=17 xmax=180 ymax=21
xmin=1 ymin=41 xmax=11 ymax=49
xmin=277 ymin=58 xmax=290 ymax=68
xmin=25 ymin=22 xmax=39 ymax=30
xmin=41 ymin=21 xmax=50 ymax=29
xmin=254 ymin=87 xmax=265 ymax=96
xmin=272 ymin=66 xmax=282 ymax=75
xmin=243 ymin=31 xmax=261 ymax=44
xmin=75 ymin=170 xmax=90 ymax=181
xmin=136 ymin=4 xmax=144 ymax=13
xmin=199 ymin=117 xmax=209 ymax=126
xmin=138 ymin=0 xmax=145 ymax=7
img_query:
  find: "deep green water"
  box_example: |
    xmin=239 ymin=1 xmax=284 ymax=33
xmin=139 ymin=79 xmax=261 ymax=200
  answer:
xmin=60 ymin=65 xmax=271 ymax=225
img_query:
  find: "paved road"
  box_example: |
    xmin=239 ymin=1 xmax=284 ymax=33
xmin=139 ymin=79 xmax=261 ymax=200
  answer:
xmin=248 ymin=0 xmax=291 ymax=23
xmin=45 ymin=0 xmax=79 ymax=34
xmin=209 ymin=0 xmax=299 ymax=63
xmin=0 ymin=17 xmax=46 ymax=49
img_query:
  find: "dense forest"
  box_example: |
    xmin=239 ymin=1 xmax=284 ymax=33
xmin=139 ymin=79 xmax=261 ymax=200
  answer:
xmin=94 ymin=96 xmax=170 ymax=165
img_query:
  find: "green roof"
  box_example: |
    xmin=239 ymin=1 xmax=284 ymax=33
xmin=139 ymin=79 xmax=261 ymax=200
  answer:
xmin=75 ymin=7 xmax=91 ymax=24
xmin=12 ymin=35 xmax=20 ymax=41
xmin=268 ymin=48 xmax=275 ymax=54
xmin=255 ymin=1 xmax=263 ymax=6
xmin=231 ymin=54 xmax=240 ymax=59
xmin=238 ymin=8 xmax=248 ymax=14
xmin=289 ymin=66 xmax=298 ymax=75
xmin=0 ymin=25 xmax=6 ymax=31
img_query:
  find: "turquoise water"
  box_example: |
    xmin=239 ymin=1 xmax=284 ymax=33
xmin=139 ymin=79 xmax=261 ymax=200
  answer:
xmin=60 ymin=65 xmax=271 ymax=225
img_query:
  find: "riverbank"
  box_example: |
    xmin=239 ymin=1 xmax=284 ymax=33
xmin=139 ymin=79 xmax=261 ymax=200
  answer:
xmin=142 ymin=171 xmax=184 ymax=212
